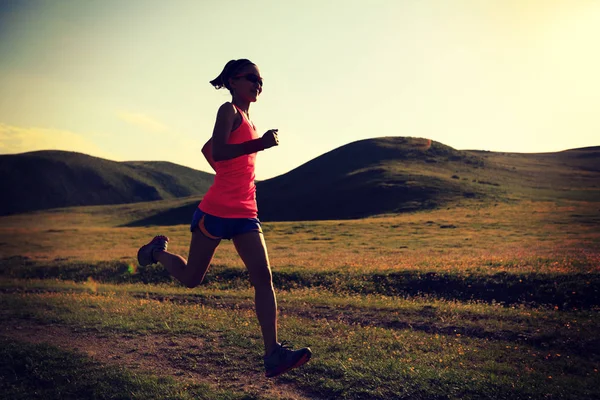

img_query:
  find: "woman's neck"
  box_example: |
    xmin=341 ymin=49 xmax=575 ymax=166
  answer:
xmin=232 ymin=98 xmax=251 ymax=116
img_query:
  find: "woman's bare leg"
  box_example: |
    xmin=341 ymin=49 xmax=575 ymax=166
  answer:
xmin=155 ymin=230 xmax=221 ymax=288
xmin=233 ymin=231 xmax=278 ymax=356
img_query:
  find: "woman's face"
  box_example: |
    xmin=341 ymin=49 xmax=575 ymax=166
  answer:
xmin=229 ymin=64 xmax=263 ymax=102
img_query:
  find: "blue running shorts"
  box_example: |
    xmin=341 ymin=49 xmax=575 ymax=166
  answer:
xmin=190 ymin=208 xmax=262 ymax=240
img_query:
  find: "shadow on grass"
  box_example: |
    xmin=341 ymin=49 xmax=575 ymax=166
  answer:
xmin=1 ymin=257 xmax=599 ymax=310
xmin=0 ymin=338 xmax=240 ymax=400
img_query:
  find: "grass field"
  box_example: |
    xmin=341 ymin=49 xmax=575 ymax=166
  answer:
xmin=1 ymin=198 xmax=599 ymax=399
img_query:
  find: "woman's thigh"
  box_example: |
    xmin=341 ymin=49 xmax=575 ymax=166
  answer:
xmin=232 ymin=231 xmax=272 ymax=286
xmin=186 ymin=229 xmax=221 ymax=279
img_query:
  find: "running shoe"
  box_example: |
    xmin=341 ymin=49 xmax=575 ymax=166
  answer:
xmin=137 ymin=235 xmax=169 ymax=266
xmin=264 ymin=341 xmax=312 ymax=378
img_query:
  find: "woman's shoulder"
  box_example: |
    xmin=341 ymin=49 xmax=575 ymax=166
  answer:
xmin=216 ymin=102 xmax=242 ymax=130
xmin=217 ymin=102 xmax=238 ymax=115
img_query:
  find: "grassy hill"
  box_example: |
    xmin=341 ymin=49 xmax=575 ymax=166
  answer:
xmin=256 ymin=137 xmax=491 ymax=221
xmin=1 ymin=140 xmax=598 ymax=223
xmin=0 ymin=150 xmax=214 ymax=216
xmin=257 ymin=138 xmax=599 ymax=221
xmin=468 ymin=146 xmax=600 ymax=202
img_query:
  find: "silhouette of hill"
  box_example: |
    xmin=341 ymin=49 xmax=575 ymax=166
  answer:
xmin=256 ymin=137 xmax=488 ymax=221
xmin=255 ymin=139 xmax=600 ymax=221
xmin=2 ymin=139 xmax=598 ymax=222
xmin=0 ymin=150 xmax=213 ymax=216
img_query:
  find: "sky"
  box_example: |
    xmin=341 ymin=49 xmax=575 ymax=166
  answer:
xmin=1 ymin=0 xmax=599 ymax=180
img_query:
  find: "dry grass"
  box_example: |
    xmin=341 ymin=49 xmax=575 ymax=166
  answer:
xmin=1 ymin=198 xmax=599 ymax=399
xmin=1 ymin=200 xmax=598 ymax=276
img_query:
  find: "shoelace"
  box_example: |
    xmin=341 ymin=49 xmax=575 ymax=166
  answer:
xmin=275 ymin=341 xmax=297 ymax=359
xmin=150 ymin=236 xmax=168 ymax=262
xmin=153 ymin=236 xmax=168 ymax=250
xmin=279 ymin=340 xmax=293 ymax=350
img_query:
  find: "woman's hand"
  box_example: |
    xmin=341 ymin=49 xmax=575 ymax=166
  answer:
xmin=261 ymin=129 xmax=279 ymax=149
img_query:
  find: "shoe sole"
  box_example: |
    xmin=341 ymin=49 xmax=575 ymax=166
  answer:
xmin=265 ymin=350 xmax=312 ymax=378
xmin=137 ymin=244 xmax=153 ymax=267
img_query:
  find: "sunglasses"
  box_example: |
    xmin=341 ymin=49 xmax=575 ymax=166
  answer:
xmin=233 ymin=73 xmax=263 ymax=87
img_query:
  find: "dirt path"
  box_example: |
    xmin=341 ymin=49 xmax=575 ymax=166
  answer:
xmin=1 ymin=319 xmax=316 ymax=400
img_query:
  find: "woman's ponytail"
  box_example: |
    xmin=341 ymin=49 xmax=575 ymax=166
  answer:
xmin=209 ymin=59 xmax=254 ymax=92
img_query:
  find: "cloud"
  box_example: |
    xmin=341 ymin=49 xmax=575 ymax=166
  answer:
xmin=0 ymin=123 xmax=109 ymax=157
xmin=117 ymin=112 xmax=170 ymax=134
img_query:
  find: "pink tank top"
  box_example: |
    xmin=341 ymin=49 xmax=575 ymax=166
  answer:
xmin=199 ymin=104 xmax=259 ymax=218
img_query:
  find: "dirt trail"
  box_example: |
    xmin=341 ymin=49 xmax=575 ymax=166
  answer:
xmin=2 ymin=319 xmax=316 ymax=400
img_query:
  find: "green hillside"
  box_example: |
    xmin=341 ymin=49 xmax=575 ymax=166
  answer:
xmin=1 ymin=140 xmax=598 ymax=223
xmin=257 ymin=137 xmax=493 ymax=221
xmin=0 ymin=150 xmax=214 ymax=216
xmin=467 ymin=146 xmax=600 ymax=202
xmin=256 ymin=138 xmax=599 ymax=221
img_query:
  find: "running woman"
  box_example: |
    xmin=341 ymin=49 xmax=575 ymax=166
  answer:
xmin=137 ymin=59 xmax=311 ymax=378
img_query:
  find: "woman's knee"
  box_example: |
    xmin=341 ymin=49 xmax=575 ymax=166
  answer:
xmin=184 ymin=263 xmax=209 ymax=288
xmin=185 ymin=278 xmax=203 ymax=289
xmin=249 ymin=264 xmax=273 ymax=288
